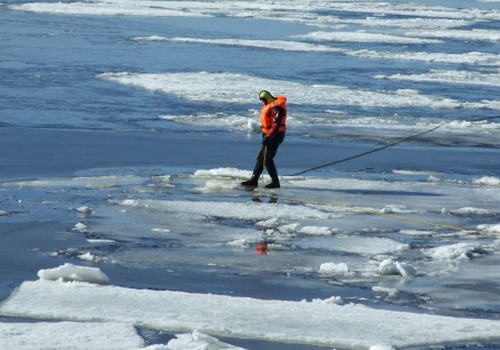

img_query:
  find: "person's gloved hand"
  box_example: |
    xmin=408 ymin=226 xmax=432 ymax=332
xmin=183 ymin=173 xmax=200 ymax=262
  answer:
xmin=262 ymin=137 xmax=270 ymax=145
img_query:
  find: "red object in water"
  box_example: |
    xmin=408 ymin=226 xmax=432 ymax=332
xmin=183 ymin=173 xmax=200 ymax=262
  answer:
xmin=255 ymin=242 xmax=268 ymax=255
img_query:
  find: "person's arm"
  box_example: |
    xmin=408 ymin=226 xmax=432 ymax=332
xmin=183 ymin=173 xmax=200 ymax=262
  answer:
xmin=264 ymin=106 xmax=285 ymax=139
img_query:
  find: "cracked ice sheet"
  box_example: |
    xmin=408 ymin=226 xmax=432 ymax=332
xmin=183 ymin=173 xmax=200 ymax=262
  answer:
xmin=1 ymin=280 xmax=500 ymax=349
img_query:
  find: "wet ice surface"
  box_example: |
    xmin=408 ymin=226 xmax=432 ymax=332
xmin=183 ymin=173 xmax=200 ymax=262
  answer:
xmin=1 ymin=163 xmax=499 ymax=349
xmin=1 ymin=0 xmax=500 ymax=348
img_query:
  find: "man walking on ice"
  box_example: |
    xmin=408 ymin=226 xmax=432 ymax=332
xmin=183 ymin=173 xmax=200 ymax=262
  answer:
xmin=241 ymin=90 xmax=287 ymax=189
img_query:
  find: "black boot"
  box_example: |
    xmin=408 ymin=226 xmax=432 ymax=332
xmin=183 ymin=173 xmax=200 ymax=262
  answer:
xmin=265 ymin=181 xmax=280 ymax=189
xmin=241 ymin=177 xmax=258 ymax=187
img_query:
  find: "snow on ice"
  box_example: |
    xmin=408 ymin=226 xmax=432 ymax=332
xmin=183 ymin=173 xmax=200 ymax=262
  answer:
xmin=37 ymin=263 xmax=110 ymax=284
xmin=98 ymin=71 xmax=486 ymax=110
xmin=1 ymin=275 xmax=500 ymax=349
xmin=0 ymin=321 xmax=146 ymax=350
xmin=2 ymin=0 xmax=500 ymax=348
xmin=136 ymin=36 xmax=500 ymax=66
xmin=8 ymin=0 xmax=500 ymax=25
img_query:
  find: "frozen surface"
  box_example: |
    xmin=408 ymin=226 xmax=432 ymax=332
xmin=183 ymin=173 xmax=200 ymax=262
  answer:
xmin=1 ymin=0 xmax=499 ymax=349
xmin=99 ymin=71 xmax=495 ymax=110
xmin=0 ymin=321 xmax=145 ymax=350
xmin=135 ymin=36 xmax=500 ymax=66
xmin=2 ymin=278 xmax=500 ymax=349
xmin=38 ymin=263 xmax=111 ymax=284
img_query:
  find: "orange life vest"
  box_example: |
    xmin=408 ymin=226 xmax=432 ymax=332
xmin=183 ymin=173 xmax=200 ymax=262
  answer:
xmin=260 ymin=95 xmax=287 ymax=137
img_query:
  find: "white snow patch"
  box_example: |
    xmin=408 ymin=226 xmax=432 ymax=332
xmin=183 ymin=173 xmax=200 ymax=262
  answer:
xmin=76 ymin=206 xmax=93 ymax=215
xmin=277 ymin=222 xmax=301 ymax=234
xmin=151 ymin=174 xmax=175 ymax=188
xmin=298 ymin=226 xmax=333 ymax=235
xmin=372 ymin=286 xmax=399 ymax=298
xmin=294 ymin=31 xmax=441 ymax=44
xmin=376 ymin=69 xmax=500 ymax=88
xmin=370 ymin=345 xmax=396 ymax=350
xmin=196 ymin=180 xmax=241 ymax=193
xmin=37 ymin=263 xmax=110 ymax=285
xmin=160 ymin=113 xmax=253 ymax=133
xmin=378 ymin=259 xmax=415 ymax=277
xmin=319 ymin=262 xmax=350 ymax=276
xmin=454 ymin=207 xmax=494 ymax=216
xmin=132 ymin=36 xmax=168 ymax=42
xmin=473 ymin=176 xmax=500 ymax=186
xmin=167 ymin=331 xmax=246 ymax=350
xmin=313 ymin=296 xmax=345 ymax=305
xmin=247 ymin=118 xmax=260 ymax=132
xmin=225 ymin=238 xmax=252 ymax=249
xmin=169 ymin=37 xmax=343 ymax=53
xmin=399 ymin=229 xmax=436 ymax=237
xmin=406 ymin=28 xmax=500 ymax=42
xmin=423 ymin=242 xmax=492 ymax=261
xmin=149 ymin=36 xmax=500 ymax=66
xmin=98 ymin=71 xmax=477 ymax=110
xmin=88 ymin=238 xmax=116 ymax=243
xmin=152 ymin=227 xmax=171 ymax=233
xmin=193 ymin=167 xmax=251 ymax=179
xmin=13 ymin=0 xmax=499 ymax=28
xmin=78 ymin=252 xmax=99 ymax=263
xmin=72 ymin=222 xmax=89 ymax=233
xmin=477 ymin=223 xmax=500 ymax=234
xmin=393 ymin=169 xmax=444 ymax=176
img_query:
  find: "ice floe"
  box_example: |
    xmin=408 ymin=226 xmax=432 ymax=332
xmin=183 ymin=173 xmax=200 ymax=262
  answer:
xmin=2 ymin=278 xmax=500 ymax=349
xmin=473 ymin=176 xmax=500 ymax=186
xmin=406 ymin=28 xmax=500 ymax=42
xmin=477 ymin=223 xmax=500 ymax=234
xmin=378 ymin=259 xmax=415 ymax=277
xmin=423 ymin=242 xmax=494 ymax=261
xmin=376 ymin=69 xmax=500 ymax=87
xmin=37 ymin=263 xmax=110 ymax=284
xmin=318 ymin=262 xmax=350 ymax=276
xmin=165 ymin=37 xmax=343 ymax=53
xmin=99 ymin=71 xmax=496 ymax=110
xmin=136 ymin=36 xmax=500 ymax=66
xmin=9 ymin=0 xmax=500 ymax=26
xmin=293 ymin=31 xmax=441 ymax=44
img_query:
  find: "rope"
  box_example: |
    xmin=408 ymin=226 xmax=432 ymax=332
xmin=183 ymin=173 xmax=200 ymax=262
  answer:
xmin=246 ymin=114 xmax=500 ymax=236
xmin=290 ymin=123 xmax=444 ymax=176
xmin=290 ymin=114 xmax=500 ymax=177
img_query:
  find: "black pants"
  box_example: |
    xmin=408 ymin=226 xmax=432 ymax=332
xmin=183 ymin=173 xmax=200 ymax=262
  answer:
xmin=252 ymin=132 xmax=285 ymax=183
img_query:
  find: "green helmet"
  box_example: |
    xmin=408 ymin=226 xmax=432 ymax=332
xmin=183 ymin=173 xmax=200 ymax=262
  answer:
xmin=259 ymin=90 xmax=275 ymax=104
